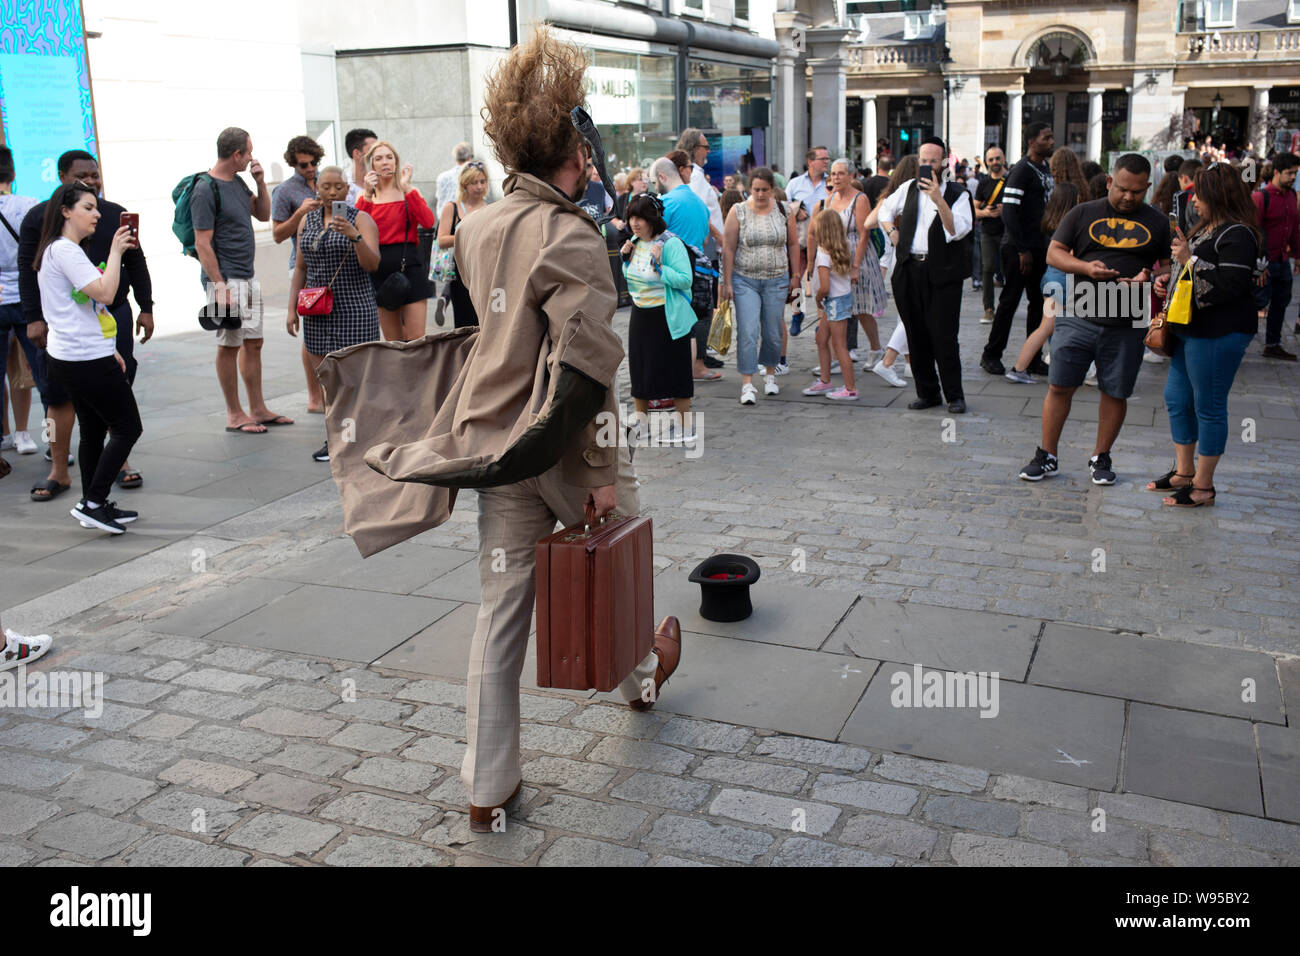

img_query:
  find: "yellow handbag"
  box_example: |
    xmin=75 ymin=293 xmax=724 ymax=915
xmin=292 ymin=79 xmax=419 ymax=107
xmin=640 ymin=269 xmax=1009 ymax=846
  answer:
xmin=1166 ymin=260 xmax=1193 ymax=325
xmin=707 ymin=299 xmax=733 ymax=355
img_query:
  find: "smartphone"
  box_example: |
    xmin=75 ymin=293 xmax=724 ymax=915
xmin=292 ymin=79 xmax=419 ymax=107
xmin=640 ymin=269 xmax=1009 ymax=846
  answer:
xmin=332 ymin=201 xmax=348 ymax=220
xmin=918 ymin=164 xmax=933 ymax=184
xmin=120 ymin=212 xmax=139 ymax=240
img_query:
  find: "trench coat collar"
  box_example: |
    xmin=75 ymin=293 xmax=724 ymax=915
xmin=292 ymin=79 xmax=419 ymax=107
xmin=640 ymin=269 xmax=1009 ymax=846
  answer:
xmin=504 ymin=171 xmax=603 ymax=236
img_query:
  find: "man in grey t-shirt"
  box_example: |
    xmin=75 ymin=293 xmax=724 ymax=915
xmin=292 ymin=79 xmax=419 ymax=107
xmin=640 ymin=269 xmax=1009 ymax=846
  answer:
xmin=192 ymin=127 xmax=292 ymax=434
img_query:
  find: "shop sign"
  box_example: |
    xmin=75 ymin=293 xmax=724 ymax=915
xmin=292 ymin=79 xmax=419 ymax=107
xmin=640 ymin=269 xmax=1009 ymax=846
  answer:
xmin=586 ymin=67 xmax=638 ymax=124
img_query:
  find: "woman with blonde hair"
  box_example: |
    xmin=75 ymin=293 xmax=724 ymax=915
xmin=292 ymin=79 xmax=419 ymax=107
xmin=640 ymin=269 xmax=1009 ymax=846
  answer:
xmin=355 ymin=140 xmax=436 ymax=341
xmin=436 ymin=160 xmax=489 ymax=327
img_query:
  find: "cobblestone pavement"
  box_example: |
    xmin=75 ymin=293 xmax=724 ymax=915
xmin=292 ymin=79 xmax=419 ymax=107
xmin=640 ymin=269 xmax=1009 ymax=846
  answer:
xmin=2 ymin=282 xmax=1299 ymax=866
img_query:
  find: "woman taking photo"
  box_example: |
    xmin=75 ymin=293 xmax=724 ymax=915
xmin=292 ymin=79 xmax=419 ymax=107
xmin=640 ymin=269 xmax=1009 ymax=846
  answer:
xmin=620 ymin=193 xmax=695 ymax=441
xmin=33 ymin=182 xmax=141 ymax=534
xmin=288 ymin=165 xmax=381 ymax=463
xmin=1147 ymin=163 xmax=1264 ymax=507
xmin=355 ymin=141 xmax=436 ymax=341
xmin=721 ymin=167 xmax=798 ymax=405
xmin=436 ymin=161 xmax=489 ymax=328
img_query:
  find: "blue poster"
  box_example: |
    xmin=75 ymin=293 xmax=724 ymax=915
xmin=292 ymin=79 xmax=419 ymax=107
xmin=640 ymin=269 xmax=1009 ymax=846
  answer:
xmin=0 ymin=0 xmax=98 ymax=194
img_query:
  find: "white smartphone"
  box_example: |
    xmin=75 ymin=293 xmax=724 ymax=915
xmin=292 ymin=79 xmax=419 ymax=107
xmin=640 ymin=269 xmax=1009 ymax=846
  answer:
xmin=331 ymin=201 xmax=348 ymax=219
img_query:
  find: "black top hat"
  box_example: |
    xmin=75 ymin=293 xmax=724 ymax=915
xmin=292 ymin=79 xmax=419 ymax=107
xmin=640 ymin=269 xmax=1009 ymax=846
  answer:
xmin=197 ymin=302 xmax=243 ymax=331
xmin=689 ymin=553 xmax=761 ymax=623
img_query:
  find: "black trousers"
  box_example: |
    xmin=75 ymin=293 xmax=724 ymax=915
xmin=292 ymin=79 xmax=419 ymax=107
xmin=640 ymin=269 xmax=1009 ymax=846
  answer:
xmin=110 ymin=301 xmax=138 ymax=386
xmin=892 ymin=258 xmax=964 ymax=403
xmin=47 ymin=354 xmax=143 ymax=506
xmin=983 ymin=244 xmax=1047 ymax=363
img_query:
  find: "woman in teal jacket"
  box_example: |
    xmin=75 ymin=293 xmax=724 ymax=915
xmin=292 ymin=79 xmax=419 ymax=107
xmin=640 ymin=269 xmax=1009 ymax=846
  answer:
xmin=619 ymin=193 xmax=696 ymax=443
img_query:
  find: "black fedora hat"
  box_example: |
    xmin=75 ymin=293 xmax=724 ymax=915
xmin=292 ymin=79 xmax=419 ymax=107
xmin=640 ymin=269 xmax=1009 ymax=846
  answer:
xmin=689 ymin=553 xmax=761 ymax=622
xmin=197 ymin=302 xmax=243 ymax=331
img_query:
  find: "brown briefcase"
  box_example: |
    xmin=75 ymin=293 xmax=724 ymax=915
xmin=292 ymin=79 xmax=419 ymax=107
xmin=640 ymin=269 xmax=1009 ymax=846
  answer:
xmin=535 ymin=508 xmax=654 ymax=692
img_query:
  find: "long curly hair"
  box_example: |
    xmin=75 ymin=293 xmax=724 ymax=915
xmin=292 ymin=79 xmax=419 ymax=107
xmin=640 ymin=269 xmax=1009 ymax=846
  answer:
xmin=481 ymin=26 xmax=588 ymax=178
xmin=812 ymin=209 xmax=852 ymax=276
xmin=1049 ymin=147 xmax=1090 ymax=201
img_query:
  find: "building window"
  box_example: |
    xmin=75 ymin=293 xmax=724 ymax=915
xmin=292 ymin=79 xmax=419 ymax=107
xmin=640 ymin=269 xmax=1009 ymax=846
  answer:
xmin=903 ymin=11 xmax=936 ymax=40
xmin=681 ymin=0 xmax=705 ymax=15
xmin=1290 ymin=0 xmax=1300 ymax=24
xmin=733 ymin=0 xmax=749 ymax=22
xmin=1204 ymin=0 xmax=1236 ymax=28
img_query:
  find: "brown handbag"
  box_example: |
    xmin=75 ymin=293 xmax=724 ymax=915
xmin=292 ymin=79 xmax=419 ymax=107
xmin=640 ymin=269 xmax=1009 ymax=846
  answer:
xmin=535 ymin=506 xmax=654 ymax=692
xmin=1145 ymin=307 xmax=1173 ymax=357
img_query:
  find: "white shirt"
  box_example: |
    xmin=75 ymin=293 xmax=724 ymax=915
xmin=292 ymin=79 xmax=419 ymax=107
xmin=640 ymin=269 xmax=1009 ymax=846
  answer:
xmin=877 ymin=180 xmax=974 ymax=256
xmin=815 ymin=249 xmax=852 ymax=299
xmin=688 ymin=164 xmax=723 ymax=235
xmin=786 ymin=171 xmax=829 ymax=218
xmin=0 ymin=193 xmax=39 ymax=305
xmin=346 ymin=169 xmax=364 ymax=207
xmin=436 ymin=164 xmax=463 ymax=210
xmin=37 ymin=237 xmax=116 ymax=362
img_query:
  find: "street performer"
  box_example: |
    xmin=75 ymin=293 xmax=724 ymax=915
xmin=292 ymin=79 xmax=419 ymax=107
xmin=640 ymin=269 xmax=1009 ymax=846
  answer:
xmin=329 ymin=26 xmax=681 ymax=833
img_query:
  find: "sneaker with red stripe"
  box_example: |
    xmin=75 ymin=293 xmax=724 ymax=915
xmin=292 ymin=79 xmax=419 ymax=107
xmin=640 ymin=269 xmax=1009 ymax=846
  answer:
xmin=2 ymin=629 xmax=53 ymax=671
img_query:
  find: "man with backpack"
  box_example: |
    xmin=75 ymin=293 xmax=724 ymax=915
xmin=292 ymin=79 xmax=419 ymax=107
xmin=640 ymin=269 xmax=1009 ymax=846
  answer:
xmin=18 ymin=149 xmax=153 ymax=500
xmin=178 ymin=127 xmax=291 ymax=433
xmin=1252 ymin=152 xmax=1300 ymax=360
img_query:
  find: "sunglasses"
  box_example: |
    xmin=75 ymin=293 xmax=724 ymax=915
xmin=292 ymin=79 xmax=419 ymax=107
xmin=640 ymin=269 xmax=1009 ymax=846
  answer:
xmin=466 ymin=161 xmax=486 ymax=170
xmin=296 ymin=159 xmax=321 ymax=169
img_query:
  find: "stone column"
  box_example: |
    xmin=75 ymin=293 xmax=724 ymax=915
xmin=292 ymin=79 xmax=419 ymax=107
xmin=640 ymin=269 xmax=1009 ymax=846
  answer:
xmin=932 ymin=90 xmax=947 ymax=153
xmin=1053 ymin=91 xmax=1068 ymax=151
xmin=773 ymin=11 xmax=812 ymax=177
xmin=1087 ymin=87 xmax=1105 ymax=161
xmin=806 ymin=25 xmax=853 ymax=156
xmin=978 ymin=90 xmax=988 ymax=155
xmin=1250 ymin=86 xmax=1272 ymax=151
xmin=863 ymin=95 xmax=877 ymax=168
xmin=1007 ymin=89 xmax=1024 ymax=164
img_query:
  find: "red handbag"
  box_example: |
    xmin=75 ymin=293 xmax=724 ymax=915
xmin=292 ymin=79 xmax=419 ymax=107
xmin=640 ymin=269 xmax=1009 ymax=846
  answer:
xmin=296 ymin=233 xmax=351 ymax=317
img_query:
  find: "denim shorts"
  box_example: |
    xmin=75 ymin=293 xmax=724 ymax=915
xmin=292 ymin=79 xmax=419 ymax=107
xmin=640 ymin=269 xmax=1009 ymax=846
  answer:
xmin=1048 ymin=313 xmax=1146 ymax=399
xmin=1041 ymin=265 xmax=1068 ymax=306
xmin=824 ymin=293 xmax=853 ymax=323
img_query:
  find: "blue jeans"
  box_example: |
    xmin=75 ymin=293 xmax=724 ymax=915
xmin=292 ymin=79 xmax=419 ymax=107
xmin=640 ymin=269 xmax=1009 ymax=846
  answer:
xmin=1252 ymin=259 xmax=1294 ymax=346
xmin=732 ymin=272 xmax=788 ymax=375
xmin=1164 ymin=331 xmax=1252 ymax=456
xmin=0 ymin=301 xmax=51 ymax=411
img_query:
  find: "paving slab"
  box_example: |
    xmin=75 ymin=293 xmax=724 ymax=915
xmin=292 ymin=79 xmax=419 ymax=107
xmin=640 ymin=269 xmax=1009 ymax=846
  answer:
xmin=203 ymin=584 xmax=459 ymax=663
xmin=652 ymin=573 xmax=856 ymax=651
xmin=141 ymin=576 xmax=302 ymax=638
xmin=1123 ymin=703 xmax=1262 ymax=817
xmin=839 ymin=662 xmax=1124 ymax=790
xmin=646 ymin=632 xmax=875 ymax=740
xmin=1029 ymin=623 xmax=1285 ymax=723
xmin=0 ymin=567 xmax=84 ymax=606
xmin=827 ymin=597 xmax=1039 ymax=678
xmin=411 ymin=557 xmax=483 ymax=603
xmin=1257 ymin=723 xmax=1300 ymax=824
xmin=265 ymin=536 xmax=475 ymax=595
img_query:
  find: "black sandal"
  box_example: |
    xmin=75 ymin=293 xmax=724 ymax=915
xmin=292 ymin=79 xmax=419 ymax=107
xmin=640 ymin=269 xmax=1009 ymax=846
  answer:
xmin=1164 ymin=485 xmax=1216 ymax=508
xmin=30 ymin=479 xmax=72 ymax=502
xmin=1147 ymin=468 xmax=1193 ymax=491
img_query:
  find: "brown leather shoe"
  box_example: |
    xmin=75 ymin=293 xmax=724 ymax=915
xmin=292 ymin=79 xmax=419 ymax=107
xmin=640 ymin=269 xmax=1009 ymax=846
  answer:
xmin=629 ymin=616 xmax=681 ymax=711
xmin=468 ymin=781 xmax=521 ymax=833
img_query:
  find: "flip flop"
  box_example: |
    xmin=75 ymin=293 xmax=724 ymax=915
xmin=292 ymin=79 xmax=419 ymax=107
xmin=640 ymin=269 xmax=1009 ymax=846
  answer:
xmin=30 ymin=479 xmax=72 ymax=502
xmin=116 ymin=469 xmax=143 ymax=489
xmin=693 ymin=372 xmax=723 ymax=381
xmin=225 ymin=422 xmax=268 ymax=434
xmin=258 ymin=415 xmax=295 ymax=426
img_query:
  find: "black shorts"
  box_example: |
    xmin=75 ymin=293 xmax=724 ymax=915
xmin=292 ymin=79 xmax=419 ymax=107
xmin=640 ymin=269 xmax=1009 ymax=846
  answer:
xmin=371 ymin=243 xmax=432 ymax=306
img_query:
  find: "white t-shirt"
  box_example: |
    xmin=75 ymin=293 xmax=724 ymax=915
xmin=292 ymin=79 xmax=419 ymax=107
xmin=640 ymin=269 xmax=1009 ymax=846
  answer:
xmin=815 ymin=248 xmax=852 ymax=299
xmin=1 ymin=194 xmax=39 ymax=305
xmin=37 ymin=237 xmax=116 ymax=362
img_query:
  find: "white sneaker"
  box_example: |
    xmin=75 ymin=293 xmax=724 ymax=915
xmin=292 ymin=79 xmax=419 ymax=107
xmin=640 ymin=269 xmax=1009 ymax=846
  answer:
xmin=872 ymin=361 xmax=907 ymax=388
xmin=764 ymin=375 xmax=779 ymax=396
xmin=1 ymin=628 xmax=53 ymax=671
xmin=0 ymin=434 xmax=13 ymax=451
xmin=848 ymin=349 xmax=862 ymax=362
xmin=773 ymin=362 xmax=790 ymax=376
xmin=1142 ymin=351 xmax=1167 ymax=365
xmin=740 ymin=383 xmax=758 ymax=405
xmin=901 ymin=362 xmax=911 ymax=378
xmin=13 ymin=431 xmax=37 ymax=455
xmin=811 ymin=361 xmax=841 ymax=376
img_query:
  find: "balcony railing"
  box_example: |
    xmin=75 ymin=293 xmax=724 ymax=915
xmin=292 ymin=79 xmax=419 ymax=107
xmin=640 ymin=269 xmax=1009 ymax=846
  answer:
xmin=1179 ymin=29 xmax=1300 ymax=59
xmin=847 ymin=43 xmax=940 ymax=70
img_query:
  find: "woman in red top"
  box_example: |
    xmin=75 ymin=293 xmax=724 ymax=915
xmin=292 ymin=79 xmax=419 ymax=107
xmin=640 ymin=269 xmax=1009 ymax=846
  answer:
xmin=355 ymin=141 xmax=436 ymax=341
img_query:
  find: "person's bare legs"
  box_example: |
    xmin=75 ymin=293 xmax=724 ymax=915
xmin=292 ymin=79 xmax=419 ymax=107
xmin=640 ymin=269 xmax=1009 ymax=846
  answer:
xmin=814 ymin=317 xmax=833 ymax=385
xmin=303 ymin=343 xmax=325 ymax=413
xmin=45 ymin=402 xmax=75 ymax=488
xmin=1186 ymin=451 xmax=1220 ymax=504
xmin=879 ymin=347 xmax=900 ymax=369
xmin=856 ymin=314 xmax=882 ymax=352
xmin=217 ymin=345 xmax=260 ymax=431
xmin=239 ymin=338 xmax=291 ymax=424
xmin=1095 ymin=392 xmax=1127 ymax=456
xmin=1040 ymin=384 xmax=1076 ymax=455
xmin=831 ymin=320 xmax=855 ymax=391
xmin=691 ymin=338 xmax=708 ymax=378
xmin=400 ymin=300 xmax=428 ymax=341
xmin=378 ymin=308 xmax=404 ymax=342
xmin=1013 ymin=311 xmax=1056 ymax=373
xmin=1150 ymin=441 xmax=1197 ymax=492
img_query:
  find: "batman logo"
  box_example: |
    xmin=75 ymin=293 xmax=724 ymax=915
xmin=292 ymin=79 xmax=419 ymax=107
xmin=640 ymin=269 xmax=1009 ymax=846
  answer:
xmin=1089 ymin=217 xmax=1152 ymax=249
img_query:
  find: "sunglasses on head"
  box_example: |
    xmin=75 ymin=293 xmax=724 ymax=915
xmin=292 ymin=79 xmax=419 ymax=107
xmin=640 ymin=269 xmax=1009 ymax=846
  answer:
xmin=466 ymin=161 xmax=486 ymax=170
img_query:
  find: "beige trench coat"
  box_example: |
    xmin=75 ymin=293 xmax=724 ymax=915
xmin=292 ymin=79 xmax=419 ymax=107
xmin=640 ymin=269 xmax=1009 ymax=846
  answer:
xmin=318 ymin=172 xmax=625 ymax=557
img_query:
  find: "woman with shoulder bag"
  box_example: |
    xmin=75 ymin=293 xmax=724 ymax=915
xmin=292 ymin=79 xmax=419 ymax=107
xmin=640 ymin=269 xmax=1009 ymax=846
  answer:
xmin=720 ymin=167 xmax=798 ymax=405
xmin=355 ymin=141 xmax=436 ymax=341
xmin=620 ymin=193 xmax=696 ymax=442
xmin=436 ymin=161 xmax=489 ymax=328
xmin=1147 ymin=162 xmax=1265 ymax=507
xmin=288 ymin=165 xmax=380 ymax=464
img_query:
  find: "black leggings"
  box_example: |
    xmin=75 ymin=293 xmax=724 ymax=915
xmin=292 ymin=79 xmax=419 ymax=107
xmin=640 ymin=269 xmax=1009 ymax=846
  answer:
xmin=46 ymin=354 xmax=143 ymax=505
